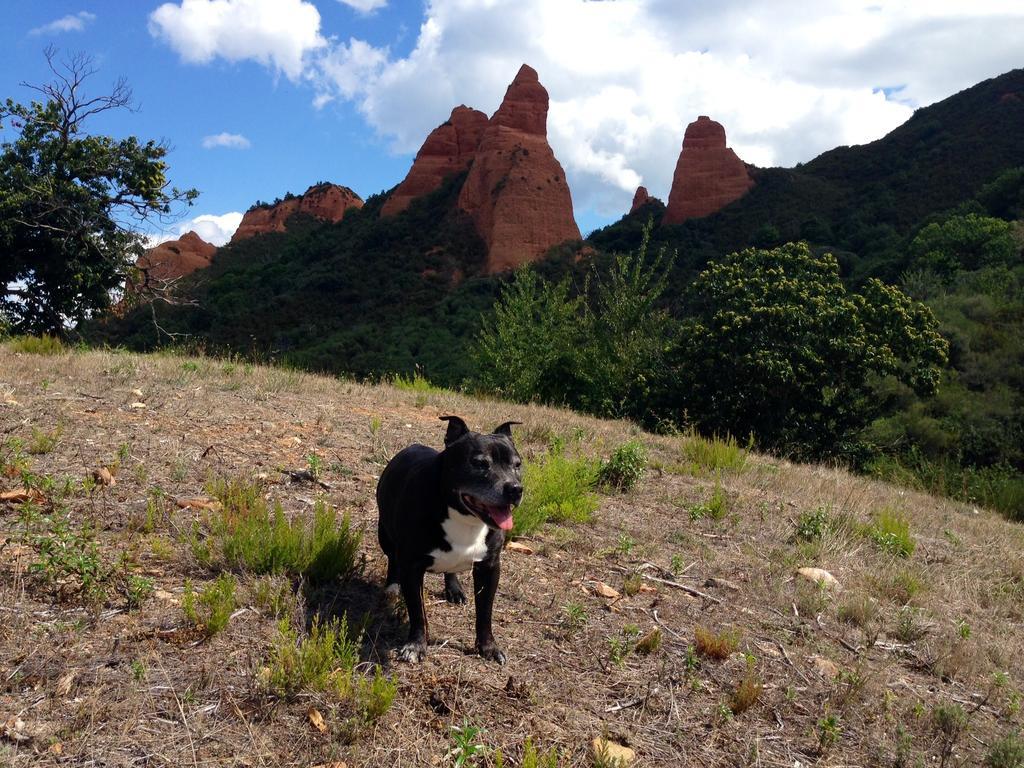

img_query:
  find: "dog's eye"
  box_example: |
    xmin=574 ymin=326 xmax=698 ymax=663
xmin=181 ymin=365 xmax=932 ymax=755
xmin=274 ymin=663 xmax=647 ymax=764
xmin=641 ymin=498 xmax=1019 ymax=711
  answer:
xmin=472 ymin=457 xmax=490 ymax=470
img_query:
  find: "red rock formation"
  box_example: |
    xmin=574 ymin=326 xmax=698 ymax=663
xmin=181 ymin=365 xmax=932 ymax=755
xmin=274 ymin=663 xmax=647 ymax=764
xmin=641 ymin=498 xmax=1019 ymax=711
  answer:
xmin=457 ymin=64 xmax=581 ymax=271
xmin=137 ymin=231 xmax=216 ymax=283
xmin=663 ymin=116 xmax=753 ymax=225
xmin=629 ymin=185 xmax=664 ymax=215
xmin=231 ymin=183 xmax=363 ymax=243
xmin=381 ymin=106 xmax=489 ymax=217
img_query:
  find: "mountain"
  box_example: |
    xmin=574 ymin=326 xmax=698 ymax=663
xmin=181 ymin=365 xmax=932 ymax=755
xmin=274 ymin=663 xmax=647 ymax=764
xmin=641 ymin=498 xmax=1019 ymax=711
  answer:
xmin=95 ymin=68 xmax=1024 ymax=390
xmin=231 ymin=183 xmax=363 ymax=242
xmin=137 ymin=231 xmax=216 ymax=284
xmin=455 ymin=64 xmax=581 ymax=271
xmin=662 ymin=115 xmax=754 ymax=225
xmin=591 ymin=68 xmax=1024 ymax=284
xmin=380 ymin=106 xmax=488 ymax=218
xmin=382 ymin=64 xmax=581 ymax=271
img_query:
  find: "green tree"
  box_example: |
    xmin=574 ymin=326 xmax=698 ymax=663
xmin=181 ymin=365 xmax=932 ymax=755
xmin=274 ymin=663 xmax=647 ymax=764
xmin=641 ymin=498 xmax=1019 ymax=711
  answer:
xmin=473 ymin=222 xmax=675 ymax=421
xmin=674 ymin=242 xmax=948 ymax=458
xmin=908 ymin=214 xmax=1017 ymax=281
xmin=0 ymin=49 xmax=197 ymax=335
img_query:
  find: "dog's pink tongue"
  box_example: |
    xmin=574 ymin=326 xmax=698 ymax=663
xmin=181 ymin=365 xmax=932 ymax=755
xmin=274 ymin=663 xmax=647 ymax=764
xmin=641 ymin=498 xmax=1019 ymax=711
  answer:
xmin=489 ymin=507 xmax=514 ymax=531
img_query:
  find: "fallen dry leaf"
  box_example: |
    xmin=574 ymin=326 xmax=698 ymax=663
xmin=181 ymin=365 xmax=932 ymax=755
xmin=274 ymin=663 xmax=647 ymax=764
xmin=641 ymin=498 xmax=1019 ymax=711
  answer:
xmin=637 ymin=583 xmax=657 ymax=593
xmin=0 ymin=488 xmax=45 ymax=504
xmin=590 ymin=581 xmax=621 ymax=600
xmin=505 ymin=540 xmax=534 ymax=554
xmin=796 ymin=567 xmax=840 ymax=589
xmin=311 ymin=762 xmax=347 ymax=768
xmin=129 ymin=402 xmax=147 ymax=409
xmin=92 ymin=467 xmax=116 ymax=486
xmin=307 ymin=707 xmax=327 ymax=734
xmin=2 ymin=716 xmax=28 ymax=743
xmin=175 ymin=497 xmax=223 ymax=512
xmin=55 ymin=670 xmax=77 ymax=697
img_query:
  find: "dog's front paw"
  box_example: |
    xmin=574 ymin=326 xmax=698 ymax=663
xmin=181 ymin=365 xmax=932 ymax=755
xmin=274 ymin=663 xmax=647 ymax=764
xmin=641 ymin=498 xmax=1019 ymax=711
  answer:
xmin=476 ymin=641 xmax=506 ymax=665
xmin=443 ymin=582 xmax=467 ymax=605
xmin=398 ymin=642 xmax=427 ymax=663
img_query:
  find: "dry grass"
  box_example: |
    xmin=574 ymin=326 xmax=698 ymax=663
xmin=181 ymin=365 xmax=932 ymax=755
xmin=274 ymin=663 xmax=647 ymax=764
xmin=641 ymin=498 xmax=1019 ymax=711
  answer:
xmin=1 ymin=343 xmax=1023 ymax=766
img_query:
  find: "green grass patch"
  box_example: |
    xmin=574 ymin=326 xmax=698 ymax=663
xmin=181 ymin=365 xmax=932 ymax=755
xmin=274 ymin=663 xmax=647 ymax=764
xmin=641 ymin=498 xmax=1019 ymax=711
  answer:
xmin=677 ymin=431 xmax=748 ymax=475
xmin=865 ymin=508 xmax=916 ymax=558
xmin=195 ymin=476 xmax=361 ymax=582
xmin=514 ymin=448 xmax=599 ymax=536
xmin=7 ymin=335 xmax=66 ymax=355
xmin=183 ymin=574 xmax=237 ymax=637
xmin=597 ymin=439 xmax=647 ymax=492
xmin=265 ymin=614 xmax=397 ymax=722
xmin=392 ymin=371 xmax=448 ymax=394
xmin=795 ymin=506 xmax=832 ymax=542
xmin=689 ymin=481 xmax=729 ymax=521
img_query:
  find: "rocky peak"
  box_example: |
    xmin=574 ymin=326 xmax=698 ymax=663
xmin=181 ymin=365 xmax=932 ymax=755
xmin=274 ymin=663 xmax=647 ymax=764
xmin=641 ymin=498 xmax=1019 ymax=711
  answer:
xmin=663 ymin=116 xmax=754 ymax=225
xmin=381 ymin=105 xmax=489 ymax=217
xmin=629 ymin=186 xmax=662 ymax=214
xmin=231 ymin=183 xmax=363 ymax=243
xmin=456 ymin=64 xmax=580 ymax=272
xmin=136 ymin=230 xmax=216 ymax=284
xmin=490 ymin=64 xmax=548 ymax=136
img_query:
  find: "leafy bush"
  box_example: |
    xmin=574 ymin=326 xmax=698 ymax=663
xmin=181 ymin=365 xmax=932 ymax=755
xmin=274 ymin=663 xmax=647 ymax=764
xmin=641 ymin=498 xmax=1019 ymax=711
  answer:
xmin=199 ymin=477 xmax=361 ymax=582
xmin=514 ymin=448 xmax=599 ymax=536
xmin=795 ymin=506 xmax=831 ymax=542
xmin=689 ymin=483 xmax=729 ymax=521
xmin=598 ymin=440 xmax=647 ymax=491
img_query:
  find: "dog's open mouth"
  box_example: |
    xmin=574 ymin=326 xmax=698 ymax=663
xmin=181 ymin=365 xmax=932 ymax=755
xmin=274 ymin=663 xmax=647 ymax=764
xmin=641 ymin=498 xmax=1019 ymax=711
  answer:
xmin=461 ymin=493 xmax=515 ymax=531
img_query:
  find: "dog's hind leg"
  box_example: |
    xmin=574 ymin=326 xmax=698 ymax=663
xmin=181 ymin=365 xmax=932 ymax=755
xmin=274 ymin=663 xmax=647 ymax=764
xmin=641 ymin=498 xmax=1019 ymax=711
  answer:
xmin=378 ymin=525 xmax=401 ymax=598
xmin=443 ymin=573 xmax=467 ymax=604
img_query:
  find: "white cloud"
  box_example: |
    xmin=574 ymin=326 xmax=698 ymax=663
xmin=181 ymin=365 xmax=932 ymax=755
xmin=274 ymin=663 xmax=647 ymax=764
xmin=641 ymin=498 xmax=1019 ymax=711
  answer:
xmin=148 ymin=0 xmax=326 ymax=80
xmin=202 ymin=132 xmax=252 ymax=149
xmin=146 ymin=212 xmax=244 ymax=248
xmin=338 ymin=0 xmax=388 ymax=12
xmin=30 ymin=11 xmax=96 ymax=36
xmin=310 ymin=0 xmax=1024 ymax=220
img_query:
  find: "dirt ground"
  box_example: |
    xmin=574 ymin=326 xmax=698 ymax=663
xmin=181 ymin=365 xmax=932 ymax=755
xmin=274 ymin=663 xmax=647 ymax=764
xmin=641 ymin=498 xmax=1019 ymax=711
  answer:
xmin=1 ymin=344 xmax=1023 ymax=767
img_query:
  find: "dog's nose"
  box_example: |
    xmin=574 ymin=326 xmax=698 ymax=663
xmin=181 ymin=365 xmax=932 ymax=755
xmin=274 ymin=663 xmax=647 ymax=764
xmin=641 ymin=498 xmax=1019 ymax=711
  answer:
xmin=503 ymin=482 xmax=523 ymax=504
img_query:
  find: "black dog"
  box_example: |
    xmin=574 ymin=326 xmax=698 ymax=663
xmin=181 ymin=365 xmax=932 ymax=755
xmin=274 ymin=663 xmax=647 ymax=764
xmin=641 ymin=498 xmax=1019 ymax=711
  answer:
xmin=376 ymin=416 xmax=523 ymax=664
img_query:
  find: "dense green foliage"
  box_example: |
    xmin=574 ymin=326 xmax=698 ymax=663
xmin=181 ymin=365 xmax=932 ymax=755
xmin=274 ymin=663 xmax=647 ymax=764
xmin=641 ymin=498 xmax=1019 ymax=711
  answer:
xmin=674 ymin=243 xmax=947 ymax=457
xmin=474 ymin=224 xmax=673 ymax=420
xmin=1 ymin=51 xmax=196 ymax=335
xmin=90 ymin=172 xmax=498 ymax=384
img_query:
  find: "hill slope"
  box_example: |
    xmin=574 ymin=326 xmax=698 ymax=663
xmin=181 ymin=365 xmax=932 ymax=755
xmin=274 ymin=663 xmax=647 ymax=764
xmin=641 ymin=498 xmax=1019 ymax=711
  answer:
xmin=2 ymin=343 xmax=1023 ymax=766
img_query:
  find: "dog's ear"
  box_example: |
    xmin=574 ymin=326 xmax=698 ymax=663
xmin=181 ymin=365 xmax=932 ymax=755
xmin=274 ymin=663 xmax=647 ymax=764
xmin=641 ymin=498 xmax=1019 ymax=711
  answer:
xmin=439 ymin=415 xmax=470 ymax=446
xmin=493 ymin=421 xmax=522 ymax=437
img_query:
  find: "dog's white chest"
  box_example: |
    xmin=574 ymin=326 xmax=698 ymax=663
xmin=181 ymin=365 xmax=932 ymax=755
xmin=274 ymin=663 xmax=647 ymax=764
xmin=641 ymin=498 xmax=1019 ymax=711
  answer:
xmin=428 ymin=509 xmax=489 ymax=573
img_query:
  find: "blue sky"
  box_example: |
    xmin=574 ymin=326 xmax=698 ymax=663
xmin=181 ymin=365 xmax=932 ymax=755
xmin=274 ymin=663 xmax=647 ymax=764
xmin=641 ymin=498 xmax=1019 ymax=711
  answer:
xmin=3 ymin=1 xmax=1023 ymax=244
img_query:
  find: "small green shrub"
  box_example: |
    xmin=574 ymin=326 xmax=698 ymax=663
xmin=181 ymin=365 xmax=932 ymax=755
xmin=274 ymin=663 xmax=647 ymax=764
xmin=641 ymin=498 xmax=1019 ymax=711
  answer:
xmin=866 ymin=509 xmax=916 ymax=557
xmin=598 ymin=440 xmax=647 ymax=491
xmin=987 ymin=732 xmax=1024 ymax=768
xmin=28 ymin=425 xmax=62 ymax=455
xmin=795 ymin=506 xmax=831 ymax=541
xmin=354 ymin=666 xmax=398 ymax=723
xmin=183 ymin=574 xmax=237 ymax=637
xmin=689 ymin=482 xmax=729 ymax=521
xmin=392 ymin=371 xmax=446 ymax=393
xmin=267 ymin=614 xmax=359 ymax=696
xmin=8 ymin=335 xmax=66 ymax=355
xmin=199 ymin=477 xmax=361 ymax=582
xmin=514 ymin=449 xmax=599 ymax=536
xmin=679 ymin=431 xmax=747 ymax=475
